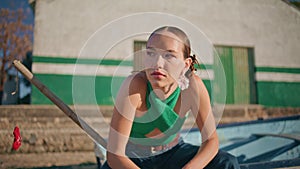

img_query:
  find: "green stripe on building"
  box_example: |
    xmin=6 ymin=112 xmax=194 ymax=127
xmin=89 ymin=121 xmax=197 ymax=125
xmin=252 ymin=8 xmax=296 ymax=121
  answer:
xmin=251 ymin=70 xmax=300 ymax=107
xmin=195 ymin=64 xmax=213 ymax=70
xmin=257 ymin=81 xmax=300 ymax=107
xmin=32 ymin=55 xmax=300 ymax=107
xmin=31 ymin=55 xmax=213 ymax=105
xmin=33 ymin=56 xmax=215 ymax=70
xmin=256 ymin=67 xmax=300 ymax=74
xmin=32 ymin=73 xmax=213 ymax=105
xmin=33 ymin=56 xmax=133 ymax=66
xmin=32 ymin=74 xmax=126 ymax=105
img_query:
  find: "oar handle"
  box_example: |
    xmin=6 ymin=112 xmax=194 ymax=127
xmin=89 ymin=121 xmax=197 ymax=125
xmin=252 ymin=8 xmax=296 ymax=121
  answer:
xmin=13 ymin=60 xmax=107 ymax=149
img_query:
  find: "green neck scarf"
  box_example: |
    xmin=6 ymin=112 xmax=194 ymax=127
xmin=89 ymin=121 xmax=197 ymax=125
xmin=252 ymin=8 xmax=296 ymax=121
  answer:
xmin=130 ymin=82 xmax=187 ymax=146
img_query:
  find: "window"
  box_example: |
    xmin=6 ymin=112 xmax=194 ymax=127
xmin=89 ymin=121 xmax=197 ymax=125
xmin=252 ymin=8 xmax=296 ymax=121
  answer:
xmin=133 ymin=41 xmax=147 ymax=72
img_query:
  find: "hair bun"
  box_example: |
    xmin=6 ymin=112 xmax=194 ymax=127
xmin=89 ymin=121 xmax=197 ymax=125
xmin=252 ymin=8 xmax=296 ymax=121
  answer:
xmin=190 ymin=54 xmax=196 ymax=61
xmin=189 ymin=54 xmax=199 ymax=71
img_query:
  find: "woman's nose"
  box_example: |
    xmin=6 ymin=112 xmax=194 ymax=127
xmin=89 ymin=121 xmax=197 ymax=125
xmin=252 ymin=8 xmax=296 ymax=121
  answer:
xmin=153 ymin=55 xmax=164 ymax=69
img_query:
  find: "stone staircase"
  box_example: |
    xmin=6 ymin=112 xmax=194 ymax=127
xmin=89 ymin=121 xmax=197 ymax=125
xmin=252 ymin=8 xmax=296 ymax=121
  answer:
xmin=0 ymin=105 xmax=112 ymax=154
xmin=1 ymin=105 xmax=299 ymax=168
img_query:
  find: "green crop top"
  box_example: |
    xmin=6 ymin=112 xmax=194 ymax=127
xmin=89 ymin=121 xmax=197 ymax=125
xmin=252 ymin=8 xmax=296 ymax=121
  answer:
xmin=129 ymin=82 xmax=187 ymax=146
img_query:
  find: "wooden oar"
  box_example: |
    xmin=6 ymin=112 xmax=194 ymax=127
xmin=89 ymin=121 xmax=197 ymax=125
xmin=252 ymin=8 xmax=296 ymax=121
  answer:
xmin=13 ymin=60 xmax=107 ymax=149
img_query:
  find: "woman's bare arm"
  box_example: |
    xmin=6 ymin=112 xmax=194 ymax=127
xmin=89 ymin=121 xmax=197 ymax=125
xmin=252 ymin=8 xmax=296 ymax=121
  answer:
xmin=107 ymin=107 xmax=140 ymax=169
xmin=183 ymin=74 xmax=219 ymax=169
xmin=106 ymin=74 xmax=146 ymax=169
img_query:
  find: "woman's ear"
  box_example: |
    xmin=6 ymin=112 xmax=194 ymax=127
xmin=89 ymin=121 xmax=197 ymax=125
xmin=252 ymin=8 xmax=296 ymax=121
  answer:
xmin=180 ymin=57 xmax=192 ymax=77
xmin=184 ymin=57 xmax=192 ymax=69
xmin=177 ymin=58 xmax=191 ymax=90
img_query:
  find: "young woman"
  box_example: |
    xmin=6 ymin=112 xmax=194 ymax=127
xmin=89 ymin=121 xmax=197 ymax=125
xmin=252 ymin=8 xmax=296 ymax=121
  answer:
xmin=101 ymin=26 xmax=240 ymax=169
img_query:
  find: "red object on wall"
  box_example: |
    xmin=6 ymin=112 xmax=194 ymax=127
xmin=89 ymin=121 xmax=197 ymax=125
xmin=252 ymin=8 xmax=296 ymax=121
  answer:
xmin=12 ymin=126 xmax=22 ymax=150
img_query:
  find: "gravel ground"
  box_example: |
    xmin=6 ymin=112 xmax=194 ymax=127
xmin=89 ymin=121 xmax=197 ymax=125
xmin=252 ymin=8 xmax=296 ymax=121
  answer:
xmin=0 ymin=152 xmax=100 ymax=169
xmin=1 ymin=152 xmax=299 ymax=169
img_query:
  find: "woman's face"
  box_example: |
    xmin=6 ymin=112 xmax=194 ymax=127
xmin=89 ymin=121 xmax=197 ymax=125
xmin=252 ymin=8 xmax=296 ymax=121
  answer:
xmin=144 ymin=31 xmax=189 ymax=89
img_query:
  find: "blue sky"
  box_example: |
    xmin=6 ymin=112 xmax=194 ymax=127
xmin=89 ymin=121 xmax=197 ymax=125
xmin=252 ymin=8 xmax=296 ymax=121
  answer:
xmin=0 ymin=0 xmax=34 ymax=24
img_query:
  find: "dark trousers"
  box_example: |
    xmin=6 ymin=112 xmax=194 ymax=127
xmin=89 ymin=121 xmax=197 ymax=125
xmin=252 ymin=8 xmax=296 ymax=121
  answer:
xmin=101 ymin=140 xmax=240 ymax=169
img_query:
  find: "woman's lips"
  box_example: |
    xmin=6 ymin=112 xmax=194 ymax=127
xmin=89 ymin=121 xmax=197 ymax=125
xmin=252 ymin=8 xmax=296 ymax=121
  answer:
xmin=151 ymin=71 xmax=166 ymax=78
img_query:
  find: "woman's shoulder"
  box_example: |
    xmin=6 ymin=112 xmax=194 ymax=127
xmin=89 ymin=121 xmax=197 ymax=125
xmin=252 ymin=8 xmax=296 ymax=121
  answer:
xmin=129 ymin=71 xmax=147 ymax=86
xmin=186 ymin=72 xmax=208 ymax=94
xmin=122 ymin=71 xmax=147 ymax=94
xmin=186 ymin=72 xmax=210 ymax=98
xmin=188 ymin=72 xmax=204 ymax=86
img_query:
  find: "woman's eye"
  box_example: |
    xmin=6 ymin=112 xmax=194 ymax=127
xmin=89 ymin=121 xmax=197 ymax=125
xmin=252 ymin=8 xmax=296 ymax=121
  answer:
xmin=147 ymin=51 xmax=156 ymax=57
xmin=164 ymin=53 xmax=176 ymax=59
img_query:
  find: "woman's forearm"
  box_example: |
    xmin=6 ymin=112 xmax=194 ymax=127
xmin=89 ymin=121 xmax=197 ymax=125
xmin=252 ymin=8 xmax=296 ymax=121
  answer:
xmin=183 ymin=136 xmax=219 ymax=169
xmin=107 ymin=152 xmax=140 ymax=169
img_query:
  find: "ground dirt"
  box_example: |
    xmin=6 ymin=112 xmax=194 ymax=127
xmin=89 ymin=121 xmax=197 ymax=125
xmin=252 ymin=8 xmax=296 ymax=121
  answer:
xmin=0 ymin=151 xmax=99 ymax=169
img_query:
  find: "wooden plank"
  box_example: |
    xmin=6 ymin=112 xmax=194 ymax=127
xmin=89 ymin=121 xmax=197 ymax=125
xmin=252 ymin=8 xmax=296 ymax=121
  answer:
xmin=233 ymin=47 xmax=250 ymax=104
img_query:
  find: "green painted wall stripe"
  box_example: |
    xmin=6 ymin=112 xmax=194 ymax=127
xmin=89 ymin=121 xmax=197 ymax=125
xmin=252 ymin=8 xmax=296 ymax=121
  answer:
xmin=32 ymin=74 xmax=126 ymax=105
xmin=196 ymin=64 xmax=213 ymax=70
xmin=31 ymin=73 xmax=300 ymax=107
xmin=33 ymin=56 xmax=132 ymax=66
xmin=256 ymin=81 xmax=300 ymax=107
xmin=256 ymin=67 xmax=300 ymax=74
xmin=33 ymin=56 xmax=214 ymax=70
xmin=33 ymin=56 xmax=300 ymax=75
xmin=31 ymin=73 xmax=212 ymax=105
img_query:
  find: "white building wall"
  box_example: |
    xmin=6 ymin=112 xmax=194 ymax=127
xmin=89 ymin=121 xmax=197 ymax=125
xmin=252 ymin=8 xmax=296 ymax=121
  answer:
xmin=33 ymin=0 xmax=300 ymax=68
